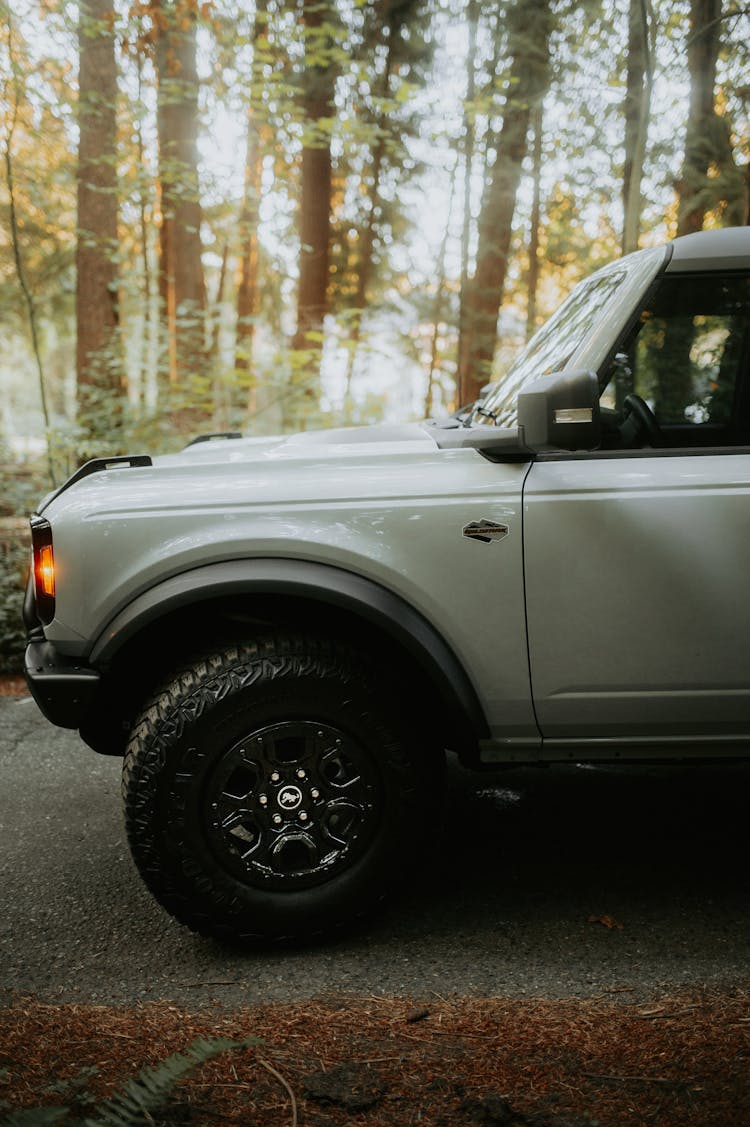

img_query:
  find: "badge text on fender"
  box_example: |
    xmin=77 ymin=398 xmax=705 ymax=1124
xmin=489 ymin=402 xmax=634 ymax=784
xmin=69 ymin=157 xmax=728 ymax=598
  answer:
xmin=462 ymin=520 xmax=509 ymax=544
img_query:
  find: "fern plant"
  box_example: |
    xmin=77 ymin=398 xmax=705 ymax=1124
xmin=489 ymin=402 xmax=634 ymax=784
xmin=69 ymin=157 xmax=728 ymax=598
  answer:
xmin=0 ymin=1035 xmax=260 ymax=1127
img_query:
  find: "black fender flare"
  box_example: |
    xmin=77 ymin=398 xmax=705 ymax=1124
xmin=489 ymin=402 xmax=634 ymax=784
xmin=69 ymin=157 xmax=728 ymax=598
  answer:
xmin=89 ymin=558 xmax=489 ymax=741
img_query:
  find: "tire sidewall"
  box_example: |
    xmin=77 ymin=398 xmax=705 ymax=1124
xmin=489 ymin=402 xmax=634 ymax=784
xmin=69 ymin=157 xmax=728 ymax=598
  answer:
xmin=126 ymin=643 xmax=419 ymax=941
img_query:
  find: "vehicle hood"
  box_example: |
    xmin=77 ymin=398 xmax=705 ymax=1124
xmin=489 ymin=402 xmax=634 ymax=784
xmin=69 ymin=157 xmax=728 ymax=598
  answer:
xmin=37 ymin=422 xmax=443 ymax=518
xmin=37 ymin=419 xmax=526 ymax=520
xmin=154 ymin=422 xmax=438 ymax=468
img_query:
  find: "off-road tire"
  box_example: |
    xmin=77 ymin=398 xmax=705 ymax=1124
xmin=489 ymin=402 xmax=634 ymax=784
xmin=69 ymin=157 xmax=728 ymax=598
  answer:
xmin=122 ymin=635 xmax=429 ymax=943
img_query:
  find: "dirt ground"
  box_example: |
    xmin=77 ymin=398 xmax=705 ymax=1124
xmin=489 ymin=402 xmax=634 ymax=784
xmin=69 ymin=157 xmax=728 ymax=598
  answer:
xmin=1 ymin=990 xmax=749 ymax=1125
xmin=0 ymin=676 xmax=25 ymax=697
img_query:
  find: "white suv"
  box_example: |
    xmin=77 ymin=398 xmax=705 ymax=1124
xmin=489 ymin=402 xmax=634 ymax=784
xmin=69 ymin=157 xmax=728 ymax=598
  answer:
xmin=24 ymin=227 xmax=750 ymax=941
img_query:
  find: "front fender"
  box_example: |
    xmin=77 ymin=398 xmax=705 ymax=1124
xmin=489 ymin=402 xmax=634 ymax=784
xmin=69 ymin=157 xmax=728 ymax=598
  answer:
xmin=88 ymin=558 xmax=489 ymax=741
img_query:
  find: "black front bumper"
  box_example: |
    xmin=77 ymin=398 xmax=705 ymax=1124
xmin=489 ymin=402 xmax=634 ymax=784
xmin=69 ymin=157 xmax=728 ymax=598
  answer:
xmin=24 ymin=639 xmax=101 ymax=730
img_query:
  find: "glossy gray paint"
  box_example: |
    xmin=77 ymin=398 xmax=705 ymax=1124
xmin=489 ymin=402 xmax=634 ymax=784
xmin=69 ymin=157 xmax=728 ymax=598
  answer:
xmin=26 ymin=227 xmax=750 ymax=763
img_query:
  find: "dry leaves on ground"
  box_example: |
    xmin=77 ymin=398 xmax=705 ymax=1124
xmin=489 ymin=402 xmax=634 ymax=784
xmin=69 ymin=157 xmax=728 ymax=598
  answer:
xmin=0 ymin=677 xmax=26 ymax=697
xmin=1 ymin=990 xmax=749 ymax=1125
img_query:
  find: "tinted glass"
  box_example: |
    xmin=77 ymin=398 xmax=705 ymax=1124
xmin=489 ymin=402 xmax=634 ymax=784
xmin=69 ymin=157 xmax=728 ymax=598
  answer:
xmin=478 ymin=266 xmax=629 ymax=427
xmin=601 ymin=273 xmax=750 ymax=438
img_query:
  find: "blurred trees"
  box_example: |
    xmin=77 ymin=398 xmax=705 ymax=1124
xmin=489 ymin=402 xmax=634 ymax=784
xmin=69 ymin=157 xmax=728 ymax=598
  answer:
xmin=76 ymin=0 xmax=123 ymax=448
xmin=335 ymin=0 xmax=431 ymax=419
xmin=676 ymin=0 xmax=745 ymax=235
xmin=457 ymin=0 xmax=553 ymax=404
xmin=152 ymin=0 xmax=208 ymax=412
xmin=287 ymin=0 xmax=340 ymax=429
xmin=1 ymin=0 xmax=749 ymax=466
xmin=1 ymin=4 xmax=74 ymax=481
xmin=622 ymin=0 xmax=655 ymax=254
xmin=234 ymin=0 xmax=269 ymax=408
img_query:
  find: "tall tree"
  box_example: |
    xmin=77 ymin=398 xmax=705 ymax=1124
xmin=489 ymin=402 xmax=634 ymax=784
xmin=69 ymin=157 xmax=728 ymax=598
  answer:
xmin=458 ymin=0 xmax=553 ymax=405
xmin=424 ymin=163 xmax=457 ymax=418
xmin=287 ymin=0 xmax=340 ymax=430
xmin=235 ymin=0 xmax=269 ymax=405
xmin=339 ymin=0 xmax=427 ymax=419
xmin=132 ymin=43 xmax=157 ymax=416
xmin=152 ymin=0 xmax=206 ymax=404
xmin=622 ymin=0 xmax=654 ymax=254
xmin=525 ymin=101 xmax=544 ymax=341
xmin=676 ymin=0 xmax=746 ymax=235
xmin=76 ymin=0 xmax=124 ymax=447
xmin=676 ymin=0 xmax=721 ymax=236
xmin=457 ymin=0 xmax=479 ymax=387
xmin=3 ymin=10 xmax=58 ymax=482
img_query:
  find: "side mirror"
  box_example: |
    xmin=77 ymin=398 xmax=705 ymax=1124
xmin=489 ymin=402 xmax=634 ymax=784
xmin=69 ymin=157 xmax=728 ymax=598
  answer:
xmin=517 ymin=369 xmax=601 ymax=452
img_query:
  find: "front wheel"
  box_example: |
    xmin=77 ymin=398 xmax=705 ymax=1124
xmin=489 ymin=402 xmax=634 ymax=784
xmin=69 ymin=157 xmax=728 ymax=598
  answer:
xmin=122 ymin=636 xmax=430 ymax=943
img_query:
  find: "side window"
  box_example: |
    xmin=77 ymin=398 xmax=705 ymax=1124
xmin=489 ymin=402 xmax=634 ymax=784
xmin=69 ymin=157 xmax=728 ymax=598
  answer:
xmin=601 ymin=273 xmax=750 ymax=447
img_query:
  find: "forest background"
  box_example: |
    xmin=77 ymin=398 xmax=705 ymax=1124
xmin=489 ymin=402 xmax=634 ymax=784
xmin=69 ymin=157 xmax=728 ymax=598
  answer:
xmin=0 ymin=0 xmax=749 ymax=671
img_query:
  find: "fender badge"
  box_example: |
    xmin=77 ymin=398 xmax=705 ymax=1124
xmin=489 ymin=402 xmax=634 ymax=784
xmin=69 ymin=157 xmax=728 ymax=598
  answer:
xmin=462 ymin=519 xmax=509 ymax=544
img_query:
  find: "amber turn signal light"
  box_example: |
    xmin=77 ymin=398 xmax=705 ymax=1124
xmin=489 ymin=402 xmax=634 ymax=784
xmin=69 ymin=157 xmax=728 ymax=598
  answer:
xmin=30 ymin=515 xmax=56 ymax=624
xmin=36 ymin=544 xmax=55 ymax=596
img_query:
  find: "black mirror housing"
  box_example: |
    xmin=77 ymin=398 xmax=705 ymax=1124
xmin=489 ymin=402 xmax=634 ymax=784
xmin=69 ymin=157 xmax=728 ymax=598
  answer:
xmin=517 ymin=369 xmax=601 ymax=452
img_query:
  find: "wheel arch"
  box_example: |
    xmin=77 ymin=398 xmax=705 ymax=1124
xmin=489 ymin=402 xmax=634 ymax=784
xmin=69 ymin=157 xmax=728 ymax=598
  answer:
xmin=83 ymin=559 xmax=488 ymax=759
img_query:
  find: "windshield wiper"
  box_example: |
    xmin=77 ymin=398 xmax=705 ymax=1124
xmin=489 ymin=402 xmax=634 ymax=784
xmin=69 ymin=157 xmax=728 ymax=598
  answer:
xmin=465 ymin=403 xmax=499 ymax=427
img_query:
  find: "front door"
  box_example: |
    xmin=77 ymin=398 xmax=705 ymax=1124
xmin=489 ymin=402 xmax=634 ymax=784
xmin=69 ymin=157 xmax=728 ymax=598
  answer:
xmin=523 ymin=270 xmax=750 ymax=749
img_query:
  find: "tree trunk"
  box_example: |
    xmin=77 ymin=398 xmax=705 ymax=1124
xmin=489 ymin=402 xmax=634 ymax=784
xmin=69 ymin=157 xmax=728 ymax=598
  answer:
xmin=208 ymin=239 xmax=229 ymax=367
xmin=676 ymin=0 xmax=723 ymax=236
xmin=235 ymin=0 xmax=268 ymax=414
xmin=677 ymin=0 xmax=746 ymax=232
xmin=153 ymin=0 xmax=207 ymax=419
xmin=343 ymin=0 xmax=414 ymax=419
xmin=76 ymin=0 xmax=123 ymax=449
xmin=5 ymin=11 xmax=55 ymax=484
xmin=424 ymin=166 xmax=457 ymax=418
xmin=288 ymin=0 xmax=339 ymax=431
xmin=135 ymin=47 xmax=155 ymax=417
xmin=525 ymin=101 xmax=543 ymax=341
xmin=459 ymin=0 xmax=553 ymax=406
xmin=235 ymin=109 xmax=263 ymax=410
xmin=456 ymin=0 xmax=479 ymax=402
xmin=209 ymin=239 xmax=230 ymax=426
xmin=622 ymin=0 xmax=654 ymax=254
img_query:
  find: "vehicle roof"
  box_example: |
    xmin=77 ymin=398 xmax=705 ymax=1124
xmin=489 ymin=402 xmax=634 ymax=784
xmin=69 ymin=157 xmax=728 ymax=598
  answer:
xmin=667 ymin=226 xmax=750 ymax=272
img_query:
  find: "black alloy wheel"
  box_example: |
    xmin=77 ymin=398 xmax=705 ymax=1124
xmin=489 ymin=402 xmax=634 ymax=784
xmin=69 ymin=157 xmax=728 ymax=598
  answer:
xmin=204 ymin=719 xmax=381 ymax=891
xmin=123 ymin=636 xmax=430 ymax=943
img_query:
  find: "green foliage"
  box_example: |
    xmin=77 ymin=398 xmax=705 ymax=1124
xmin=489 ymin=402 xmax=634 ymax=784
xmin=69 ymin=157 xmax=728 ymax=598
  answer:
xmin=0 ymin=6 xmax=77 ymax=333
xmin=0 ymin=1036 xmax=260 ymax=1127
xmin=0 ymin=438 xmax=42 ymax=674
xmin=89 ymin=1036 xmax=258 ymax=1126
xmin=0 ymin=538 xmax=28 ymax=676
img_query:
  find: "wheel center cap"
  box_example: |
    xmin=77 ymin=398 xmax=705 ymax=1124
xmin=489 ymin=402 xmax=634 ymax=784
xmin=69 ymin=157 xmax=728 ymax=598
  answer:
xmin=277 ymin=785 xmax=303 ymax=811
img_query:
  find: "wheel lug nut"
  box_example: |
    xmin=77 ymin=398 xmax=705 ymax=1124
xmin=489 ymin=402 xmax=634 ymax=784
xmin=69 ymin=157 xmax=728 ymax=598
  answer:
xmin=311 ymin=788 xmax=320 ymax=800
xmin=297 ymin=769 xmax=306 ymax=780
xmin=300 ymin=811 xmax=308 ymax=822
xmin=259 ymin=794 xmax=268 ymax=806
xmin=270 ymin=771 xmax=280 ymax=783
xmin=272 ymin=814 xmax=282 ymax=825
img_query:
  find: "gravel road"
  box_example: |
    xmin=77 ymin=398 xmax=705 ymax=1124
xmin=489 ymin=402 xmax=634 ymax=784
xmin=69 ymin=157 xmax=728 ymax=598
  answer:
xmin=2 ymin=694 xmax=749 ymax=1008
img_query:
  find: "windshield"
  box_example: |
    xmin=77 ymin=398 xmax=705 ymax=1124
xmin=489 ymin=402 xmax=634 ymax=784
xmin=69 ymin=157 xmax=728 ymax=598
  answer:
xmin=472 ymin=263 xmax=631 ymax=428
